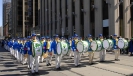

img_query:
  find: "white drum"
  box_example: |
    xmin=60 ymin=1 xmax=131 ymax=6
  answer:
xmin=91 ymin=40 xmax=102 ymax=51
xmin=82 ymin=41 xmax=89 ymax=52
xmin=77 ymin=41 xmax=84 ymax=53
xmin=32 ymin=41 xmax=43 ymax=57
xmin=118 ymin=39 xmax=128 ymax=49
xmin=103 ymin=39 xmax=113 ymax=50
xmin=61 ymin=41 xmax=69 ymax=55
xmin=57 ymin=42 xmax=62 ymax=55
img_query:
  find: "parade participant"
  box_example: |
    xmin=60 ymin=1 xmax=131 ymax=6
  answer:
xmin=21 ymin=38 xmax=27 ymax=64
xmin=51 ymin=34 xmax=62 ymax=70
xmin=87 ymin=34 xmax=94 ymax=64
xmin=17 ymin=38 xmax=22 ymax=63
xmin=113 ymin=34 xmax=120 ymax=61
xmin=129 ymin=38 xmax=133 ymax=56
xmin=99 ymin=34 xmax=106 ymax=62
xmin=13 ymin=39 xmax=18 ymax=59
xmin=72 ymin=34 xmax=81 ymax=67
xmin=68 ymin=38 xmax=73 ymax=59
xmin=31 ymin=33 xmax=42 ymax=75
xmin=26 ymin=36 xmax=32 ymax=69
xmin=19 ymin=39 xmax=23 ymax=63
xmin=43 ymin=36 xmax=52 ymax=66
xmin=40 ymin=37 xmax=46 ymax=63
xmin=8 ymin=39 xmax=13 ymax=56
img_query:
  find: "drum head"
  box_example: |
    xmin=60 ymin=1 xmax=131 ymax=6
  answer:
xmin=77 ymin=41 xmax=84 ymax=53
xmin=57 ymin=42 xmax=62 ymax=55
xmin=90 ymin=41 xmax=97 ymax=51
xmin=82 ymin=41 xmax=89 ymax=52
xmin=118 ymin=40 xmax=124 ymax=49
xmin=61 ymin=42 xmax=69 ymax=55
xmin=103 ymin=40 xmax=109 ymax=49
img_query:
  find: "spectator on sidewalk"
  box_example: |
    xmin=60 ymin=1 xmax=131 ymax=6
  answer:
xmin=129 ymin=38 xmax=133 ymax=56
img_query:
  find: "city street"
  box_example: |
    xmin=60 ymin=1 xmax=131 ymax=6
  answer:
xmin=0 ymin=46 xmax=133 ymax=76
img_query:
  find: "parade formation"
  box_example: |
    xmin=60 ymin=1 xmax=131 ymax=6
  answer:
xmin=1 ymin=33 xmax=133 ymax=75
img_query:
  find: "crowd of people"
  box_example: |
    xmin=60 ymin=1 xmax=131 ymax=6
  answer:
xmin=0 ymin=33 xmax=133 ymax=75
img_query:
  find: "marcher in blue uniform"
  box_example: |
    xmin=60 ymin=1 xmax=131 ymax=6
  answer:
xmin=87 ymin=34 xmax=94 ymax=64
xmin=72 ymin=34 xmax=81 ymax=67
xmin=113 ymin=34 xmax=120 ymax=61
xmin=26 ymin=36 xmax=32 ymax=69
xmin=51 ymin=34 xmax=62 ymax=70
xmin=43 ymin=36 xmax=52 ymax=66
xmin=129 ymin=38 xmax=133 ymax=56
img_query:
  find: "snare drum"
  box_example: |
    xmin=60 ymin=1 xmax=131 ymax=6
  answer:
xmin=118 ymin=39 xmax=128 ymax=49
xmin=91 ymin=40 xmax=102 ymax=51
xmin=57 ymin=42 xmax=62 ymax=55
xmin=61 ymin=41 xmax=69 ymax=55
xmin=103 ymin=39 xmax=113 ymax=50
xmin=82 ymin=41 xmax=90 ymax=52
xmin=77 ymin=41 xmax=84 ymax=53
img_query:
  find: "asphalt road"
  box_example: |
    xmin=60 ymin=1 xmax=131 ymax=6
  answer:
xmin=0 ymin=46 xmax=133 ymax=76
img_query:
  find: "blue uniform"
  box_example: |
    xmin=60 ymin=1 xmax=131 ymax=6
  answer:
xmin=129 ymin=40 xmax=133 ymax=53
xmin=50 ymin=40 xmax=58 ymax=54
xmin=87 ymin=40 xmax=92 ymax=51
xmin=26 ymin=41 xmax=32 ymax=55
xmin=43 ymin=41 xmax=52 ymax=53
xmin=113 ymin=38 xmax=119 ymax=49
xmin=71 ymin=40 xmax=77 ymax=52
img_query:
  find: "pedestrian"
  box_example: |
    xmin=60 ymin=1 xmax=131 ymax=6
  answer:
xmin=129 ymin=38 xmax=133 ymax=56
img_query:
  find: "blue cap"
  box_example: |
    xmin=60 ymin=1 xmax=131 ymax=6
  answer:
xmin=41 ymin=37 xmax=45 ymax=39
xmin=113 ymin=34 xmax=117 ymax=36
xmin=55 ymin=34 xmax=59 ymax=37
xmin=99 ymin=34 xmax=103 ymax=37
xmin=61 ymin=37 xmax=64 ymax=39
xmin=17 ymin=37 xmax=20 ymax=39
xmin=31 ymin=33 xmax=36 ymax=36
xmin=27 ymin=36 xmax=31 ymax=39
xmin=74 ymin=34 xmax=78 ymax=37
xmin=23 ymin=38 xmax=27 ymax=40
xmin=88 ymin=34 xmax=92 ymax=37
xmin=46 ymin=36 xmax=50 ymax=39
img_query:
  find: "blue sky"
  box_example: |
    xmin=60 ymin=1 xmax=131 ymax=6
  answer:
xmin=0 ymin=0 xmax=2 ymax=27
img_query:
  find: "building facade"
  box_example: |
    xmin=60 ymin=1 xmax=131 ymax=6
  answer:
xmin=3 ymin=0 xmax=11 ymax=37
xmin=10 ymin=0 xmax=39 ymax=37
xmin=40 ymin=0 xmax=133 ymax=38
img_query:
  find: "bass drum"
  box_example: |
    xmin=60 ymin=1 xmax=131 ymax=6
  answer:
xmin=118 ymin=39 xmax=128 ymax=49
xmin=103 ymin=39 xmax=113 ymax=50
xmin=61 ymin=41 xmax=69 ymax=55
xmin=77 ymin=41 xmax=84 ymax=53
xmin=57 ymin=42 xmax=62 ymax=55
xmin=82 ymin=41 xmax=90 ymax=52
xmin=91 ymin=40 xmax=102 ymax=51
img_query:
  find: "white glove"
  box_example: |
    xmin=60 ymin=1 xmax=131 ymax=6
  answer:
xmin=74 ymin=49 xmax=76 ymax=51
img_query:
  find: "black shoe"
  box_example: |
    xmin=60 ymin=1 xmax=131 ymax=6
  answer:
xmin=56 ymin=68 xmax=60 ymax=70
xmin=32 ymin=73 xmax=35 ymax=75
xmin=100 ymin=61 xmax=105 ymax=63
xmin=35 ymin=72 xmax=39 ymax=75
xmin=46 ymin=64 xmax=49 ymax=66
xmin=59 ymin=67 xmax=61 ymax=70
xmin=115 ymin=59 xmax=120 ymax=61
xmin=70 ymin=57 xmax=73 ymax=59
xmin=75 ymin=65 xmax=78 ymax=67
xmin=78 ymin=64 xmax=80 ymax=66
xmin=48 ymin=63 xmax=51 ymax=66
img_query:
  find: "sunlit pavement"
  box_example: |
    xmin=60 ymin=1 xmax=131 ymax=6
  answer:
xmin=0 ymin=46 xmax=133 ymax=76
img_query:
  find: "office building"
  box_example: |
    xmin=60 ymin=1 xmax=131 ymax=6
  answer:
xmin=3 ymin=0 xmax=11 ymax=37
xmin=11 ymin=0 xmax=39 ymax=37
xmin=40 ymin=0 xmax=133 ymax=38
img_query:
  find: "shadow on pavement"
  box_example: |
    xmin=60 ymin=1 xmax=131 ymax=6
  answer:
xmin=128 ymin=74 xmax=133 ymax=76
